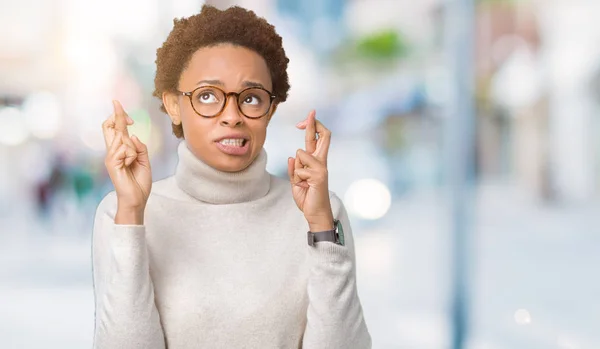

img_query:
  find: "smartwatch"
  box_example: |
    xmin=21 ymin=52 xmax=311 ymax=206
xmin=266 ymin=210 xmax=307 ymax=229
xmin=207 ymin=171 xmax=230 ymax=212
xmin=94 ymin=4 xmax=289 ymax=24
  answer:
xmin=307 ymin=219 xmax=345 ymax=246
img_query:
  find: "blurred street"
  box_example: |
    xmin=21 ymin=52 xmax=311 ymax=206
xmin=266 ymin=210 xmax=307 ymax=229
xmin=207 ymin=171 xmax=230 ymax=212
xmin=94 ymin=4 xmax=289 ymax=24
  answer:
xmin=3 ymin=0 xmax=600 ymax=348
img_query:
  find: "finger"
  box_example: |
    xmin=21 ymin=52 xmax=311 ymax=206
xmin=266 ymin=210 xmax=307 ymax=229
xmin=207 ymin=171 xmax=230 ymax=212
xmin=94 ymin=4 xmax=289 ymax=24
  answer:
xmin=106 ymin=132 xmax=134 ymax=168
xmin=296 ymin=149 xmax=322 ymax=169
xmin=112 ymin=100 xmax=130 ymax=136
xmin=111 ymin=125 xmax=135 ymax=157
xmin=293 ymin=168 xmax=313 ymax=188
xmin=294 ymin=151 xmax=303 ymax=169
xmin=294 ymin=181 xmax=309 ymax=188
xmin=112 ymin=100 xmax=137 ymax=157
xmin=102 ymin=114 xmax=116 ymax=149
xmin=291 ymin=166 xmax=310 ymax=188
xmin=131 ymin=135 xmax=150 ymax=167
xmin=288 ymin=157 xmax=308 ymax=187
xmin=304 ymin=110 xmax=317 ymax=154
xmin=294 ymin=154 xmax=303 ymax=184
xmin=110 ymin=143 xmax=128 ymax=168
xmin=124 ymin=146 xmax=138 ymax=167
xmin=296 ymin=119 xmax=308 ymax=128
xmin=102 ymin=112 xmax=134 ymax=150
xmin=122 ymin=134 xmax=136 ymax=153
xmin=112 ymin=107 xmax=136 ymax=151
xmin=114 ymin=143 xmax=137 ymax=167
xmin=313 ymin=120 xmax=331 ymax=164
xmin=287 ymin=157 xmax=295 ymax=184
xmin=107 ymin=130 xmax=124 ymax=157
xmin=294 ymin=168 xmax=313 ymax=180
xmin=293 ymin=152 xmax=313 ymax=189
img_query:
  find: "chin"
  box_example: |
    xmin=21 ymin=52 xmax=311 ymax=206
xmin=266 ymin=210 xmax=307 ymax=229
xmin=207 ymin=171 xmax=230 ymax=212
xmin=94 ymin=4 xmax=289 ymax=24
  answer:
xmin=214 ymin=154 xmax=253 ymax=173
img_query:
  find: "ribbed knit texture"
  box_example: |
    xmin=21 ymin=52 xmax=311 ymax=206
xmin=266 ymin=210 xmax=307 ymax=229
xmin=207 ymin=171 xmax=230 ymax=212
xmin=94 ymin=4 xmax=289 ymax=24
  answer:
xmin=92 ymin=140 xmax=371 ymax=349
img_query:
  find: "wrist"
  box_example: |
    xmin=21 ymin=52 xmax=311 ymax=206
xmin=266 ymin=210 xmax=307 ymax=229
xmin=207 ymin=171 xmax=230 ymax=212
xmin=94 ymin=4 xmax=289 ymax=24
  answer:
xmin=307 ymin=214 xmax=335 ymax=232
xmin=115 ymin=205 xmax=145 ymax=225
xmin=309 ymin=223 xmax=334 ymax=233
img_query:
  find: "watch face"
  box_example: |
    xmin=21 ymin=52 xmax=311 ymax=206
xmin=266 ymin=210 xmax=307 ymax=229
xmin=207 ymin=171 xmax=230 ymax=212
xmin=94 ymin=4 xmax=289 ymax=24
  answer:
xmin=335 ymin=219 xmax=345 ymax=246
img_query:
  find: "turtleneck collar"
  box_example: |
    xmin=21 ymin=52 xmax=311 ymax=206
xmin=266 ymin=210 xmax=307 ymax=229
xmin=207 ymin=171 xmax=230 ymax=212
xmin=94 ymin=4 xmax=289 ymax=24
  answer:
xmin=174 ymin=140 xmax=271 ymax=204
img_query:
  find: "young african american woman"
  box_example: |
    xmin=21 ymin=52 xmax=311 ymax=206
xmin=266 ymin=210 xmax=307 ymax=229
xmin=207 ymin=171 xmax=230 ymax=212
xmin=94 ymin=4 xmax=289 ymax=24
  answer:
xmin=93 ymin=5 xmax=371 ymax=349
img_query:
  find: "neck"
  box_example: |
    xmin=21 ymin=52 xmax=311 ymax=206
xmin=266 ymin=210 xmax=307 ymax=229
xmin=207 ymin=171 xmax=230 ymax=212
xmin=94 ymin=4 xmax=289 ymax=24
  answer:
xmin=174 ymin=140 xmax=271 ymax=204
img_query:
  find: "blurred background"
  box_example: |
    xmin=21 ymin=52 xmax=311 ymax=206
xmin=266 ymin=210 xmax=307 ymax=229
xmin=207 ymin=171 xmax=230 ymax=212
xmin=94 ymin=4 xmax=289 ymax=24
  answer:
xmin=1 ymin=0 xmax=599 ymax=348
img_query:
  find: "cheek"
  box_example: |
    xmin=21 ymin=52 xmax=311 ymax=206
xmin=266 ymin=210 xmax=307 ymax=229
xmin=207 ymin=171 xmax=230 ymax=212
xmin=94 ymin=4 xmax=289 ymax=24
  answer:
xmin=181 ymin=112 xmax=214 ymax=143
xmin=250 ymin=122 xmax=268 ymax=144
xmin=178 ymin=100 xmax=195 ymax=123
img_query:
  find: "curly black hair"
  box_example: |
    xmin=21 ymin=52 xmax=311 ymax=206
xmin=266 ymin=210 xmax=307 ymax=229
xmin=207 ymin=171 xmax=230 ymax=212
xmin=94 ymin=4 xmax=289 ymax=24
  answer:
xmin=153 ymin=5 xmax=290 ymax=138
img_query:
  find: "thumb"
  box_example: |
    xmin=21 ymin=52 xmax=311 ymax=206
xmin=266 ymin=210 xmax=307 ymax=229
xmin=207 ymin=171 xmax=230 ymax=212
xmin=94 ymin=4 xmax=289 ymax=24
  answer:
xmin=131 ymin=135 xmax=150 ymax=166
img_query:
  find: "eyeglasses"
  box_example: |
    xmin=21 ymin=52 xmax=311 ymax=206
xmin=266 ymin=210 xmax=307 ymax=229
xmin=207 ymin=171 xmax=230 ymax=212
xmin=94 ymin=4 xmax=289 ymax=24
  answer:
xmin=178 ymin=85 xmax=276 ymax=119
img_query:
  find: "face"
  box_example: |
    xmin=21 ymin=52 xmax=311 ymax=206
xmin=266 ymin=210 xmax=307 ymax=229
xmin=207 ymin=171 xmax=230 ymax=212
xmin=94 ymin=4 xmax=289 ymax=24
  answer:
xmin=163 ymin=43 xmax=275 ymax=172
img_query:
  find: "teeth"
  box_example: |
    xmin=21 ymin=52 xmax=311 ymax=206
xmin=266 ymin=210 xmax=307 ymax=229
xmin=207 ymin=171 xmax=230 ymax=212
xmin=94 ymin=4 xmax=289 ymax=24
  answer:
xmin=219 ymin=138 xmax=245 ymax=147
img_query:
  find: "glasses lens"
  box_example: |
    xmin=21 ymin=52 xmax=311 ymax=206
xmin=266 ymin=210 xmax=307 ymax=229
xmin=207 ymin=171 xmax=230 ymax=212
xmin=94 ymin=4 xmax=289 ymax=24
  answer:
xmin=191 ymin=87 xmax=226 ymax=117
xmin=238 ymin=88 xmax=271 ymax=118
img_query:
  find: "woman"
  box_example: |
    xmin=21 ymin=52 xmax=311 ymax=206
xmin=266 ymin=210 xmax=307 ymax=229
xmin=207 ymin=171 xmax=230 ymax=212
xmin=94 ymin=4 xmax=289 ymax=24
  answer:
xmin=93 ymin=5 xmax=371 ymax=349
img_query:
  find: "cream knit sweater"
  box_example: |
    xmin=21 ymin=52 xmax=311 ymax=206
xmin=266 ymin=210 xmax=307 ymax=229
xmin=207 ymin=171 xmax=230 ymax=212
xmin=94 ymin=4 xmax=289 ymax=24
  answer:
xmin=92 ymin=140 xmax=371 ymax=348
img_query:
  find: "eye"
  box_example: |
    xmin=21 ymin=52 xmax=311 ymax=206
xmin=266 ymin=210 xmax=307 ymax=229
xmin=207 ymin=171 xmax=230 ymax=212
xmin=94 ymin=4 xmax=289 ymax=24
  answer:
xmin=197 ymin=91 xmax=219 ymax=104
xmin=242 ymin=94 xmax=261 ymax=105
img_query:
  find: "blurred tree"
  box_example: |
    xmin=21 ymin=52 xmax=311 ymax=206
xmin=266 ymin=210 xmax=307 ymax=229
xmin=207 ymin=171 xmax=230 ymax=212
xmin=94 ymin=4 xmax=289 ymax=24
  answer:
xmin=331 ymin=28 xmax=410 ymax=71
xmin=355 ymin=30 xmax=408 ymax=61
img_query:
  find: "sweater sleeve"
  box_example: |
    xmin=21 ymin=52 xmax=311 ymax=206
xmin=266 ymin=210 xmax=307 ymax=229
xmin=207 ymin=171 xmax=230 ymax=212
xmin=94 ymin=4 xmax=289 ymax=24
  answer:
xmin=92 ymin=192 xmax=166 ymax=349
xmin=302 ymin=193 xmax=372 ymax=349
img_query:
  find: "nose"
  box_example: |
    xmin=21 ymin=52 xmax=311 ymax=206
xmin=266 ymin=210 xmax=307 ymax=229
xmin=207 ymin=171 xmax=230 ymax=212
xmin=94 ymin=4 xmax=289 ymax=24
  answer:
xmin=219 ymin=95 xmax=244 ymax=127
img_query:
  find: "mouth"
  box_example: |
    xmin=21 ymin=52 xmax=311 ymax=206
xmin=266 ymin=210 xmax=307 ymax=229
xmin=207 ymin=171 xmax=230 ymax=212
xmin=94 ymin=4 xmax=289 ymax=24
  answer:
xmin=214 ymin=138 xmax=250 ymax=156
xmin=216 ymin=138 xmax=248 ymax=147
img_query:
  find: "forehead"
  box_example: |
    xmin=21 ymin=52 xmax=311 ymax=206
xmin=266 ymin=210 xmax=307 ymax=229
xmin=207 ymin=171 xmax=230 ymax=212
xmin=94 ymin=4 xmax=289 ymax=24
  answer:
xmin=179 ymin=43 xmax=272 ymax=90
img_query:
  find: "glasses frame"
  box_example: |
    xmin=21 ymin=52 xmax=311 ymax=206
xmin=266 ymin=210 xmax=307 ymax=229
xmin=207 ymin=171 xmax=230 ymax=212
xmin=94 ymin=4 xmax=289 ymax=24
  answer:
xmin=178 ymin=85 xmax=277 ymax=119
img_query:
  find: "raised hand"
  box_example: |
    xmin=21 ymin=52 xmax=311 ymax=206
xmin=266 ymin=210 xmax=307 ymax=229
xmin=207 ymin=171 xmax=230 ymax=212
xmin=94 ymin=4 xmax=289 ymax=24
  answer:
xmin=102 ymin=100 xmax=152 ymax=224
xmin=287 ymin=110 xmax=335 ymax=232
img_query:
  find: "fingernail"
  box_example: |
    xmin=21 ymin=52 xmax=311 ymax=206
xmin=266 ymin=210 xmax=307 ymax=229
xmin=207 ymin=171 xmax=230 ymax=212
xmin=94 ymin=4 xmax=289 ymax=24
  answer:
xmin=127 ymin=116 xmax=134 ymax=123
xmin=113 ymin=100 xmax=124 ymax=112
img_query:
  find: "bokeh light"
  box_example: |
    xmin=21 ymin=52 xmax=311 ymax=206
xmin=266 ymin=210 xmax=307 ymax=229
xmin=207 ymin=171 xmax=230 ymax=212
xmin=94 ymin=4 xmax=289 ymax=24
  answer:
xmin=22 ymin=92 xmax=63 ymax=139
xmin=514 ymin=309 xmax=532 ymax=325
xmin=0 ymin=107 xmax=29 ymax=146
xmin=344 ymin=178 xmax=392 ymax=220
xmin=127 ymin=108 xmax=152 ymax=144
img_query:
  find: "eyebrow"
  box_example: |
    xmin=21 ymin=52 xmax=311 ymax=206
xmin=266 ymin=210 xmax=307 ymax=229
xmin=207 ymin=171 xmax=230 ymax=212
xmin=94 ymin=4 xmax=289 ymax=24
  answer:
xmin=196 ymin=79 xmax=224 ymax=86
xmin=241 ymin=81 xmax=266 ymax=89
xmin=195 ymin=80 xmax=267 ymax=90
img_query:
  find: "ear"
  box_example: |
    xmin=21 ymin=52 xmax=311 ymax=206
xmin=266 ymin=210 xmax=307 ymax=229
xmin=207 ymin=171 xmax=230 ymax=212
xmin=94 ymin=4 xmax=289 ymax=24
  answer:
xmin=162 ymin=91 xmax=182 ymax=125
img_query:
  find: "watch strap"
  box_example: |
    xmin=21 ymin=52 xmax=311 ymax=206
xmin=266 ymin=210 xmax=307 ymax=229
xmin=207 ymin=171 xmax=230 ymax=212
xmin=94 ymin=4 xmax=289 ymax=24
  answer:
xmin=307 ymin=219 xmax=343 ymax=246
xmin=307 ymin=229 xmax=337 ymax=246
